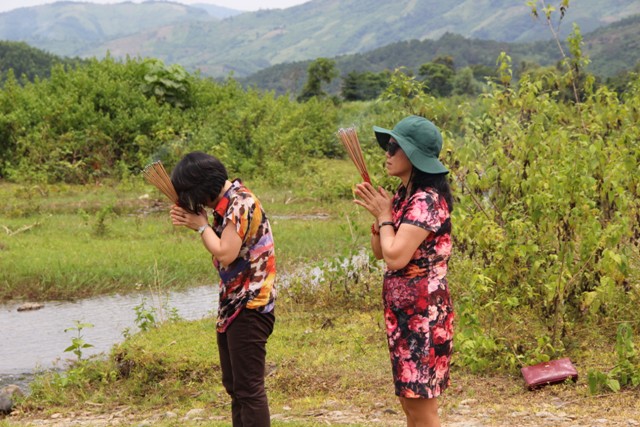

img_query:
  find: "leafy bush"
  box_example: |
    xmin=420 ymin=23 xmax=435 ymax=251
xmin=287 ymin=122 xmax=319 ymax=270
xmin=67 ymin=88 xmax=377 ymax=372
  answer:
xmin=0 ymin=57 xmax=342 ymax=184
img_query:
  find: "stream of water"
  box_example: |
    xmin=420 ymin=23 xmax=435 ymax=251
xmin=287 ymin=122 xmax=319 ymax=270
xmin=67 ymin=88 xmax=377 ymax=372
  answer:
xmin=0 ymin=285 xmax=218 ymax=389
xmin=0 ymin=245 xmax=370 ymax=392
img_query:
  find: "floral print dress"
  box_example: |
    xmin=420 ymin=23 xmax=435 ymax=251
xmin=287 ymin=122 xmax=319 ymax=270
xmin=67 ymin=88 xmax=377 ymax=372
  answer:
xmin=383 ymin=185 xmax=454 ymax=399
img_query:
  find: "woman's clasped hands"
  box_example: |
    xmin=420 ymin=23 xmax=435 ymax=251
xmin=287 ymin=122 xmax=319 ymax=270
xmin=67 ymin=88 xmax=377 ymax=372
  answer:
xmin=170 ymin=205 xmax=208 ymax=231
xmin=353 ymin=182 xmax=393 ymax=221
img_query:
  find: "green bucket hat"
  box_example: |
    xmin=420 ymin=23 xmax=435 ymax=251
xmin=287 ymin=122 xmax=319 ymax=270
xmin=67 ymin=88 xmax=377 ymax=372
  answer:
xmin=373 ymin=115 xmax=449 ymax=175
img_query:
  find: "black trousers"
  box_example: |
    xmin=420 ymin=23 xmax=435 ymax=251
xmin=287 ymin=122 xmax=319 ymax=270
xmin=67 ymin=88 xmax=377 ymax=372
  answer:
xmin=217 ymin=308 xmax=275 ymax=427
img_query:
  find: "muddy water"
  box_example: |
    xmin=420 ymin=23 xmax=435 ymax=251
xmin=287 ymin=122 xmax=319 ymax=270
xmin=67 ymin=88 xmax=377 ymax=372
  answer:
xmin=0 ymin=285 xmax=218 ymax=388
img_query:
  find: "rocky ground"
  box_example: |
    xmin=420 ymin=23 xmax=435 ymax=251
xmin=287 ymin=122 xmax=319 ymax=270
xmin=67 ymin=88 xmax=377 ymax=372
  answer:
xmin=3 ymin=375 xmax=639 ymax=426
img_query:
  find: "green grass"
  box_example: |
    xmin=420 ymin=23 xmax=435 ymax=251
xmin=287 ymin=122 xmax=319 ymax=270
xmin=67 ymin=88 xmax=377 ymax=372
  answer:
xmin=0 ymin=160 xmax=373 ymax=302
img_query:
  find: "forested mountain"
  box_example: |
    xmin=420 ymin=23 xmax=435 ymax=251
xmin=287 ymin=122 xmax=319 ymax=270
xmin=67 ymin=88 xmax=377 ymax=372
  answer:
xmin=0 ymin=0 xmax=638 ymax=78
xmin=0 ymin=41 xmax=83 ymax=82
xmin=581 ymin=14 xmax=640 ymax=78
xmin=0 ymin=2 xmax=218 ymax=57
xmin=241 ymin=15 xmax=640 ymax=95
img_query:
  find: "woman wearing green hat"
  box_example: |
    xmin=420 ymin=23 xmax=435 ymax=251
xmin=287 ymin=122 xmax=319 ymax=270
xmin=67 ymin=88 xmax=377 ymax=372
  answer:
xmin=354 ymin=115 xmax=454 ymax=427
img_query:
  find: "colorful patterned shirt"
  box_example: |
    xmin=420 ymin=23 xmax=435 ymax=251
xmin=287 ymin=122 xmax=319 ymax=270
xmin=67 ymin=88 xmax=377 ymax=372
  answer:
xmin=211 ymin=179 xmax=276 ymax=332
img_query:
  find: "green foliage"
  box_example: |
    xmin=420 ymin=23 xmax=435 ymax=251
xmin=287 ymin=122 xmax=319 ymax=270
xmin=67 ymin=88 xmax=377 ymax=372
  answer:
xmin=449 ymin=63 xmax=640 ymax=370
xmin=298 ymin=58 xmax=338 ymax=102
xmin=452 ymin=67 xmax=482 ymax=96
xmin=0 ymin=56 xmax=341 ymax=184
xmin=133 ymin=297 xmax=158 ymax=332
xmin=92 ymin=206 xmax=113 ymax=237
xmin=141 ymin=59 xmax=193 ymax=108
xmin=588 ymin=323 xmax=640 ymax=393
xmin=341 ymin=70 xmax=390 ymax=101
xmin=0 ymin=41 xmax=82 ymax=83
xmin=63 ymin=320 xmax=95 ymax=361
xmin=419 ymin=56 xmax=455 ymax=97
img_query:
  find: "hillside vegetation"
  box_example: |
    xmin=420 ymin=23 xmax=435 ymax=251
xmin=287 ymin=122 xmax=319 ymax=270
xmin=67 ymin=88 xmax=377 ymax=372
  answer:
xmin=0 ymin=0 xmax=638 ymax=78
xmin=242 ymin=14 xmax=640 ymax=96
xmin=1 ymin=27 xmax=638 ymax=357
xmin=0 ymin=41 xmax=83 ymax=83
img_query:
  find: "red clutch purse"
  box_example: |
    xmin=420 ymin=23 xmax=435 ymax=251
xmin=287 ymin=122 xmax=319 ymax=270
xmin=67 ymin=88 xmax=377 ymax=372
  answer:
xmin=521 ymin=358 xmax=578 ymax=390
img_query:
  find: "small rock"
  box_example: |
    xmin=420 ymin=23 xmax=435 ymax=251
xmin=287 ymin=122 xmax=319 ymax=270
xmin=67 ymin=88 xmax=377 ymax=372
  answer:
xmin=536 ymin=411 xmax=557 ymax=418
xmin=448 ymin=421 xmax=485 ymax=427
xmin=0 ymin=385 xmax=24 ymax=414
xmin=270 ymin=414 xmax=287 ymax=420
xmin=164 ymin=411 xmax=177 ymax=419
xmin=184 ymin=408 xmax=206 ymax=419
xmin=17 ymin=302 xmax=44 ymax=312
xmin=383 ymin=408 xmax=398 ymax=415
xmin=459 ymin=399 xmax=478 ymax=406
xmin=627 ymin=420 xmax=640 ymax=426
xmin=594 ymin=419 xmax=609 ymax=424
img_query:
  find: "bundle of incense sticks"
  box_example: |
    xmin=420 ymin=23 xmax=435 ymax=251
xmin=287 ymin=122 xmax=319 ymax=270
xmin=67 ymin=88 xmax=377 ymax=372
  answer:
xmin=142 ymin=161 xmax=179 ymax=204
xmin=337 ymin=126 xmax=371 ymax=184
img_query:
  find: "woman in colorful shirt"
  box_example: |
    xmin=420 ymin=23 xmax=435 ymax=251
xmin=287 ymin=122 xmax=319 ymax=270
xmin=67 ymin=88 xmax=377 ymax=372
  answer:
xmin=169 ymin=151 xmax=276 ymax=427
xmin=354 ymin=116 xmax=454 ymax=427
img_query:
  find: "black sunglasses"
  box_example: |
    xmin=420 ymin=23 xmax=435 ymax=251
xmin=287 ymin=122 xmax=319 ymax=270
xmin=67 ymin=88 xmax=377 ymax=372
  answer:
xmin=386 ymin=141 xmax=401 ymax=156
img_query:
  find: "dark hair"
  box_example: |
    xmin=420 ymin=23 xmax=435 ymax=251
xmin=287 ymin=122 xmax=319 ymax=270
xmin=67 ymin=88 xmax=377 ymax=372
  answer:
xmin=409 ymin=168 xmax=454 ymax=213
xmin=171 ymin=151 xmax=228 ymax=213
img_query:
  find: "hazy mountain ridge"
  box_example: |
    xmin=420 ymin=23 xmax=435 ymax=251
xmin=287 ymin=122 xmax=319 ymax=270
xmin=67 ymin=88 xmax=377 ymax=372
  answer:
xmin=0 ymin=0 xmax=638 ymax=77
xmin=242 ymin=15 xmax=640 ymax=96
xmin=0 ymin=1 xmax=218 ymax=56
xmin=189 ymin=3 xmax=244 ymax=18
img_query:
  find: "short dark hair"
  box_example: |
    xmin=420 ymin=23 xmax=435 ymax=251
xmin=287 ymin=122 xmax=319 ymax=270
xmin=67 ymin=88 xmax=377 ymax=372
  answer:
xmin=171 ymin=151 xmax=228 ymax=213
xmin=409 ymin=168 xmax=454 ymax=213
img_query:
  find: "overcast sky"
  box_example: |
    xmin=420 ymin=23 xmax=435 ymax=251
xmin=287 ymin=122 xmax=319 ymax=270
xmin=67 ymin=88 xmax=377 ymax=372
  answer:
xmin=0 ymin=0 xmax=312 ymax=13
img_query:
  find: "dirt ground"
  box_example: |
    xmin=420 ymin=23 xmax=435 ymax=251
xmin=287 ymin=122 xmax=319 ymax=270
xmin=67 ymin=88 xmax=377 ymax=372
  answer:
xmin=4 ymin=375 xmax=640 ymax=426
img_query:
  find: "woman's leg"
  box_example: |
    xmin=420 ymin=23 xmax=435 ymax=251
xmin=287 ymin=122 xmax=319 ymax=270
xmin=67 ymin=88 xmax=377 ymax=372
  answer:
xmin=217 ymin=308 xmax=275 ymax=427
xmin=399 ymin=397 xmax=440 ymax=427
xmin=399 ymin=398 xmax=416 ymax=427
xmin=217 ymin=331 xmax=242 ymax=426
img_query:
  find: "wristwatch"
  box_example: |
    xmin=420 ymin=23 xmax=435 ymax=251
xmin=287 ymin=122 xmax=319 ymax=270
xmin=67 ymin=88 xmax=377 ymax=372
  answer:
xmin=197 ymin=224 xmax=209 ymax=235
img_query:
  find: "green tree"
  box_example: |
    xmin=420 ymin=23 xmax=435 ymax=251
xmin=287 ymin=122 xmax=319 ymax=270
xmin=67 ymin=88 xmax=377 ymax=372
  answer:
xmin=418 ymin=61 xmax=454 ymax=97
xmin=452 ymin=67 xmax=480 ymax=95
xmin=341 ymin=70 xmax=389 ymax=101
xmin=298 ymin=58 xmax=338 ymax=102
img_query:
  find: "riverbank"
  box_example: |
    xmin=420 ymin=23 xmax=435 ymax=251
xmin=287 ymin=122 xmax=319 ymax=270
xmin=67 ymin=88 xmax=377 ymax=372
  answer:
xmin=2 ymin=303 xmax=639 ymax=427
